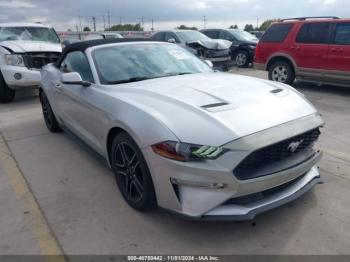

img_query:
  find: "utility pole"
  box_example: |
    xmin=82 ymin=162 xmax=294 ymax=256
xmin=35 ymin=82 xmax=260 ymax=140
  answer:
xmin=119 ymin=16 xmax=122 ymax=24
xmin=203 ymin=16 xmax=207 ymax=29
xmin=103 ymin=16 xmax=106 ymax=31
xmin=108 ymin=10 xmax=111 ymax=29
xmin=151 ymin=19 xmax=154 ymax=31
xmin=92 ymin=16 xmax=96 ymax=32
xmin=141 ymin=16 xmax=144 ymax=28
xmin=78 ymin=16 xmax=82 ymax=32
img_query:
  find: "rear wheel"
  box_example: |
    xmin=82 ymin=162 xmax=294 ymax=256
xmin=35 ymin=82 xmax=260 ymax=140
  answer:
xmin=111 ymin=132 xmax=156 ymax=211
xmin=40 ymin=91 xmax=61 ymax=132
xmin=0 ymin=73 xmax=15 ymax=103
xmin=268 ymin=61 xmax=295 ymax=85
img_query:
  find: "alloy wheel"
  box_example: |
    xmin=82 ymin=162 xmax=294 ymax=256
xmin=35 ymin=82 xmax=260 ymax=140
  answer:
xmin=113 ymin=142 xmax=144 ymax=202
xmin=236 ymin=52 xmax=247 ymax=67
xmin=41 ymin=93 xmax=53 ymax=128
xmin=272 ymin=65 xmax=288 ymax=83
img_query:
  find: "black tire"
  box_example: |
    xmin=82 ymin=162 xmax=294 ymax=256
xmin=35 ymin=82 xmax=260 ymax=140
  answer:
xmin=268 ymin=61 xmax=295 ymax=85
xmin=40 ymin=91 xmax=61 ymax=132
xmin=234 ymin=50 xmax=250 ymax=68
xmin=111 ymin=132 xmax=157 ymax=211
xmin=0 ymin=72 xmax=15 ymax=103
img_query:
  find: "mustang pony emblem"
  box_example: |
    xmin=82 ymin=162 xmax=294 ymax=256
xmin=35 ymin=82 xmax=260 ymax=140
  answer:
xmin=287 ymin=140 xmax=304 ymax=153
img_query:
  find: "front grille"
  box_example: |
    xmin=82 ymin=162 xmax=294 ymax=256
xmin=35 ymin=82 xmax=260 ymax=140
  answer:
xmin=25 ymin=52 xmax=61 ymax=69
xmin=204 ymin=49 xmax=230 ymax=58
xmin=233 ymin=128 xmax=321 ymax=180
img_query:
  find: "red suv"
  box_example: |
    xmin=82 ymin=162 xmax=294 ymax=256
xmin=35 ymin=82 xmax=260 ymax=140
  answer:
xmin=254 ymin=17 xmax=350 ymax=86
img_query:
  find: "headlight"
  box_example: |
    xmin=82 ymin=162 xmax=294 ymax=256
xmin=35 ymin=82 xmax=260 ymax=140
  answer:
xmin=152 ymin=141 xmax=229 ymax=162
xmin=5 ymin=54 xmax=25 ymax=67
xmin=249 ymin=45 xmax=256 ymax=50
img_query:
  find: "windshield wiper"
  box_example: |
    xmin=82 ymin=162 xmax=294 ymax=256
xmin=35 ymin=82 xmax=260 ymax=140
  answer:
xmin=163 ymin=72 xmax=193 ymax=77
xmin=107 ymin=73 xmax=193 ymax=85
xmin=107 ymin=77 xmax=152 ymax=84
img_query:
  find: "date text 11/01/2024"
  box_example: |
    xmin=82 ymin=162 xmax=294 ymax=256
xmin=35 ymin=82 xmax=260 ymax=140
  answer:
xmin=127 ymin=255 xmax=220 ymax=261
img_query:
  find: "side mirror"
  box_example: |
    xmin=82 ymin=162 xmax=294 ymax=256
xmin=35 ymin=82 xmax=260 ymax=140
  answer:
xmin=61 ymin=72 xmax=91 ymax=87
xmin=205 ymin=60 xmax=213 ymax=68
xmin=168 ymin=38 xmax=176 ymax=44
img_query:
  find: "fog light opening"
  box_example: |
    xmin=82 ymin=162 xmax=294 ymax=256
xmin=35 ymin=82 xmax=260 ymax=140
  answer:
xmin=14 ymin=73 xmax=22 ymax=80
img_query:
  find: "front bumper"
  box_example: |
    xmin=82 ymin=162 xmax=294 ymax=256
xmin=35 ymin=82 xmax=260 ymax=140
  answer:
xmin=1 ymin=65 xmax=41 ymax=89
xmin=206 ymin=56 xmax=233 ymax=71
xmin=143 ymin=113 xmax=324 ymax=220
xmin=202 ymin=165 xmax=322 ymax=221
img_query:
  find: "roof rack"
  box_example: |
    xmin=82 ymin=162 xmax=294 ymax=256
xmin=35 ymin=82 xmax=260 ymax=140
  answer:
xmin=281 ymin=16 xmax=340 ymax=22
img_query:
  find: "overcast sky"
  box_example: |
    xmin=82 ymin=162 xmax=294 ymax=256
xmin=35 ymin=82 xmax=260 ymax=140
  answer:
xmin=0 ymin=0 xmax=349 ymax=31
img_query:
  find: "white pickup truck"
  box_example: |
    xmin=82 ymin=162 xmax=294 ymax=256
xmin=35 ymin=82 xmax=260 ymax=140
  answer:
xmin=0 ymin=23 xmax=62 ymax=103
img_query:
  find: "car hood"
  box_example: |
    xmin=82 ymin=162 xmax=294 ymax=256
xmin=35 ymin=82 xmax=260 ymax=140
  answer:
xmin=187 ymin=39 xmax=232 ymax=50
xmin=112 ymin=72 xmax=318 ymax=146
xmin=0 ymin=41 xmax=62 ymax=53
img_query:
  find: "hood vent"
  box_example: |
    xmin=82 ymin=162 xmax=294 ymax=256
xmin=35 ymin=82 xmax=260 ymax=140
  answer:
xmin=270 ymin=88 xmax=290 ymax=97
xmin=270 ymin=88 xmax=283 ymax=94
xmin=202 ymin=102 xmax=229 ymax=109
xmin=201 ymin=102 xmax=236 ymax=113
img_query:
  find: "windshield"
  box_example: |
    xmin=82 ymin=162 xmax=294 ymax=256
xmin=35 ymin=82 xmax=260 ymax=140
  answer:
xmin=0 ymin=27 xmax=60 ymax=43
xmin=93 ymin=43 xmax=212 ymax=85
xmin=228 ymin=30 xmax=258 ymax=42
xmin=176 ymin=31 xmax=211 ymax=43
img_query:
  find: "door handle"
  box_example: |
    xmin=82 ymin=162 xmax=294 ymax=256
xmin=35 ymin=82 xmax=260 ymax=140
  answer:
xmin=54 ymin=83 xmax=62 ymax=89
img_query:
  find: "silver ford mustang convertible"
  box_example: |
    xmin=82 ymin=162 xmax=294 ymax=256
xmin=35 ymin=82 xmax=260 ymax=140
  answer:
xmin=40 ymin=39 xmax=324 ymax=220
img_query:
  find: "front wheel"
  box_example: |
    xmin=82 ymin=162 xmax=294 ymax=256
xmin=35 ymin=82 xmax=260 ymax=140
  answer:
xmin=0 ymin=73 xmax=15 ymax=103
xmin=234 ymin=50 xmax=250 ymax=68
xmin=40 ymin=91 xmax=61 ymax=132
xmin=268 ymin=61 xmax=295 ymax=85
xmin=111 ymin=132 xmax=156 ymax=211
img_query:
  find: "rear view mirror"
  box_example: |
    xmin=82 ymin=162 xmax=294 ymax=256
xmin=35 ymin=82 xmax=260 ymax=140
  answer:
xmin=168 ymin=38 xmax=176 ymax=44
xmin=61 ymin=72 xmax=91 ymax=87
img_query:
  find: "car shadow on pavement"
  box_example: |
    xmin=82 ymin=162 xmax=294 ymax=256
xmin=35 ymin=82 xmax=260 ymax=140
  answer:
xmin=293 ymin=81 xmax=350 ymax=97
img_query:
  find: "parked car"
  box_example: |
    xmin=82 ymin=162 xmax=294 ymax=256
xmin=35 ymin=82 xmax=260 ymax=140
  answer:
xmin=61 ymin=38 xmax=81 ymax=48
xmin=254 ymin=16 xmax=350 ymax=86
xmin=84 ymin=32 xmax=123 ymax=40
xmin=250 ymin=31 xmax=265 ymax=40
xmin=40 ymin=38 xmax=323 ymax=220
xmin=201 ymin=29 xmax=258 ymax=67
xmin=150 ymin=30 xmax=232 ymax=71
xmin=0 ymin=23 xmax=62 ymax=102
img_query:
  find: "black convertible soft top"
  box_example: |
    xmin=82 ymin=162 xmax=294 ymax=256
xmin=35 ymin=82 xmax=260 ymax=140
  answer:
xmin=56 ymin=38 xmax=156 ymax=66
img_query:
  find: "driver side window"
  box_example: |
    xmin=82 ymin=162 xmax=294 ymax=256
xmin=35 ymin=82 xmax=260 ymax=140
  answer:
xmin=60 ymin=51 xmax=94 ymax=83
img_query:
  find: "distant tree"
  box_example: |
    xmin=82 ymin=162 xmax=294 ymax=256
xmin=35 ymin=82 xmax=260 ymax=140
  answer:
xmin=107 ymin=23 xmax=144 ymax=31
xmin=259 ymin=19 xmax=279 ymax=31
xmin=229 ymin=24 xmax=238 ymax=29
xmin=177 ymin=25 xmax=198 ymax=30
xmin=67 ymin=29 xmax=72 ymax=32
xmin=244 ymin=24 xmax=254 ymax=32
xmin=83 ymin=26 xmax=91 ymax=32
